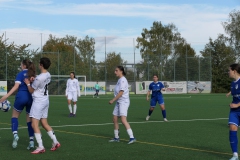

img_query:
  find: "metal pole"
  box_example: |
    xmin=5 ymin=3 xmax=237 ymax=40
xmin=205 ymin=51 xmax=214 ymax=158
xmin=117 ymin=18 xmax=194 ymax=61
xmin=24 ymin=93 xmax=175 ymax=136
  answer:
xmin=209 ymin=53 xmax=212 ymax=93
xmin=5 ymin=31 xmax=7 ymax=81
xmin=105 ymin=37 xmax=107 ymax=82
xmin=58 ymin=50 xmax=60 ymax=95
xmin=73 ymin=45 xmax=75 ymax=73
xmin=199 ymin=57 xmax=200 ymax=81
xmin=41 ymin=33 xmax=42 ymax=57
xmin=147 ymin=47 xmax=149 ymax=81
xmin=186 ymin=43 xmax=188 ymax=82
xmin=160 ymin=37 xmax=162 ymax=81
xmin=90 ymin=52 xmax=91 ymax=81
xmin=174 ymin=57 xmax=175 ymax=81
xmin=133 ymin=38 xmax=136 ymax=82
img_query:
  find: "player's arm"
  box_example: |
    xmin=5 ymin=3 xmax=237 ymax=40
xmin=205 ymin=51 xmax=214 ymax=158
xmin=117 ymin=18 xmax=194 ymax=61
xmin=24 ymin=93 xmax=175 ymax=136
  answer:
xmin=76 ymin=80 xmax=80 ymax=97
xmin=226 ymin=91 xmax=231 ymax=97
xmin=230 ymin=102 xmax=240 ymax=108
xmin=147 ymin=84 xmax=152 ymax=101
xmin=0 ymin=83 xmax=20 ymax=102
xmin=109 ymin=90 xmax=123 ymax=104
xmin=24 ymin=78 xmax=35 ymax=93
xmin=65 ymin=80 xmax=69 ymax=96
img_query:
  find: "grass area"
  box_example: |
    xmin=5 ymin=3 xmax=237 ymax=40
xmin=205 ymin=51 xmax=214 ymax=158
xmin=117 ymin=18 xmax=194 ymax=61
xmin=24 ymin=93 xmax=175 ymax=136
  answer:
xmin=0 ymin=94 xmax=234 ymax=160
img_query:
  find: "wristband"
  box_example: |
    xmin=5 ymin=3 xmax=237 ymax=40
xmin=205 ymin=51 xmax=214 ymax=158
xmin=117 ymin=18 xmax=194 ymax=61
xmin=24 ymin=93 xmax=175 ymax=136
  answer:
xmin=27 ymin=84 xmax=30 ymax=86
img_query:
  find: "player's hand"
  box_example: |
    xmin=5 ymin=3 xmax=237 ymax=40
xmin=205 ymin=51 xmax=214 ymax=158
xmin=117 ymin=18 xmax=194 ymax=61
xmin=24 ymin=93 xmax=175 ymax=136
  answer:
xmin=146 ymin=97 xmax=149 ymax=101
xmin=0 ymin=96 xmax=6 ymax=103
xmin=226 ymin=93 xmax=231 ymax=97
xmin=24 ymin=78 xmax=30 ymax=85
xmin=29 ymin=77 xmax=35 ymax=82
xmin=109 ymin=100 xmax=114 ymax=104
xmin=230 ymin=103 xmax=240 ymax=108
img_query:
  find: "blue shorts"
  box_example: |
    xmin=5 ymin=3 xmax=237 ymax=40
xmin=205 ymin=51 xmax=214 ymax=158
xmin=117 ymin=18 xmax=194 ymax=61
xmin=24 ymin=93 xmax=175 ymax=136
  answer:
xmin=150 ymin=96 xmax=164 ymax=107
xmin=96 ymin=90 xmax=99 ymax=93
xmin=14 ymin=91 xmax=33 ymax=114
xmin=228 ymin=110 xmax=240 ymax=126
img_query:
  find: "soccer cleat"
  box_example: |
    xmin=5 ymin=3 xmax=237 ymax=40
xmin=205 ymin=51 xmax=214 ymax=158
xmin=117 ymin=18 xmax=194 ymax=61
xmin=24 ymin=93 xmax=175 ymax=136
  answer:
xmin=146 ymin=115 xmax=150 ymax=121
xmin=229 ymin=156 xmax=239 ymax=160
xmin=68 ymin=113 xmax=73 ymax=117
xmin=50 ymin=142 xmax=61 ymax=151
xmin=128 ymin=138 xmax=136 ymax=144
xmin=12 ymin=134 xmax=19 ymax=148
xmin=163 ymin=118 xmax=168 ymax=122
xmin=72 ymin=114 xmax=76 ymax=117
xmin=27 ymin=141 xmax=34 ymax=150
xmin=31 ymin=147 xmax=45 ymax=154
xmin=109 ymin=138 xmax=120 ymax=142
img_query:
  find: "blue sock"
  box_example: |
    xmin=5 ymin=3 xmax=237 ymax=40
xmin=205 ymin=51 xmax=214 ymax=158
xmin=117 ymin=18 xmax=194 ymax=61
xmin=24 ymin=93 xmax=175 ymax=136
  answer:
xmin=162 ymin=110 xmax=166 ymax=118
xmin=148 ymin=110 xmax=153 ymax=116
xmin=27 ymin=122 xmax=34 ymax=141
xmin=11 ymin=118 xmax=18 ymax=135
xmin=230 ymin=131 xmax=238 ymax=153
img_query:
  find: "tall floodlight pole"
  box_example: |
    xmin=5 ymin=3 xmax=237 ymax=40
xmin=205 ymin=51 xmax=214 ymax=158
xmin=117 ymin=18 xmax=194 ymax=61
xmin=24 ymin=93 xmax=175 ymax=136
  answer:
xmin=5 ymin=31 xmax=7 ymax=81
xmin=105 ymin=37 xmax=107 ymax=82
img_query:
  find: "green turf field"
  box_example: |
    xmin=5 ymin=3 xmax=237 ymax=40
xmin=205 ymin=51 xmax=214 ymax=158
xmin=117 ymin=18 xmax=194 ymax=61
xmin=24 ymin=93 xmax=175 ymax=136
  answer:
xmin=0 ymin=94 xmax=235 ymax=160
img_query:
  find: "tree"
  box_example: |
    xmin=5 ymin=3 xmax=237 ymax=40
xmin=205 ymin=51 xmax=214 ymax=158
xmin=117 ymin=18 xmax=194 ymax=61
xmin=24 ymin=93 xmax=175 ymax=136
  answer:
xmin=98 ymin=52 xmax=126 ymax=81
xmin=201 ymin=34 xmax=235 ymax=93
xmin=222 ymin=10 xmax=240 ymax=58
xmin=136 ymin=21 xmax=196 ymax=81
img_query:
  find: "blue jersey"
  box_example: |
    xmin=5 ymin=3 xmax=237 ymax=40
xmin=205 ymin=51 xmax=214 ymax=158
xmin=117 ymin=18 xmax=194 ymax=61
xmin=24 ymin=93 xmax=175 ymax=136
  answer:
xmin=14 ymin=69 xmax=33 ymax=113
xmin=149 ymin=81 xmax=164 ymax=98
xmin=16 ymin=69 xmax=29 ymax=91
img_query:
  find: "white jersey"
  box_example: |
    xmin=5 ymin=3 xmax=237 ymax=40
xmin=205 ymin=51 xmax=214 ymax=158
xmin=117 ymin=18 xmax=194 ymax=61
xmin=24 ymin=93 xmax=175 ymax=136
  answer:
xmin=31 ymin=72 xmax=51 ymax=101
xmin=65 ymin=78 xmax=80 ymax=97
xmin=114 ymin=76 xmax=129 ymax=103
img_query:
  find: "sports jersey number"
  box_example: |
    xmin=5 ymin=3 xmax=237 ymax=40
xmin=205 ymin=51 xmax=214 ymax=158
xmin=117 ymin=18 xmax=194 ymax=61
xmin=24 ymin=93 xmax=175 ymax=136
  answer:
xmin=44 ymin=84 xmax=48 ymax=96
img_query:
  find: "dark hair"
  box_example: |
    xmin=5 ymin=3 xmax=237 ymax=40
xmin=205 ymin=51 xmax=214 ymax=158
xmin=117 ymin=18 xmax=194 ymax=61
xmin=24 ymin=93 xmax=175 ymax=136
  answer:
xmin=22 ymin=59 xmax=36 ymax=79
xmin=70 ymin=71 xmax=76 ymax=78
xmin=40 ymin=57 xmax=51 ymax=69
xmin=117 ymin=66 xmax=126 ymax=76
xmin=230 ymin=64 xmax=240 ymax=74
xmin=153 ymin=74 xmax=158 ymax=78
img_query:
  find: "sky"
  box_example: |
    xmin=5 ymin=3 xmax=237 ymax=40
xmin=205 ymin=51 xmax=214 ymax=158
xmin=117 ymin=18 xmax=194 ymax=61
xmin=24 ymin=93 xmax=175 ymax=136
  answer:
xmin=0 ymin=0 xmax=240 ymax=63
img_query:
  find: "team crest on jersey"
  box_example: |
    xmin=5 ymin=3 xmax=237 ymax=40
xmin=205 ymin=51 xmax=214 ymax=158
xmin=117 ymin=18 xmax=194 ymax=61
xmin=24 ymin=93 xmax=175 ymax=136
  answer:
xmin=236 ymin=84 xmax=238 ymax=89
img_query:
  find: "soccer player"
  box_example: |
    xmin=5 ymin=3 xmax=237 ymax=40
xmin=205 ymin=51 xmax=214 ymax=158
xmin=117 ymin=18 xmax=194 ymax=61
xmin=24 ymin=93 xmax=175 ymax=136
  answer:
xmin=108 ymin=66 xmax=136 ymax=144
xmin=0 ymin=59 xmax=35 ymax=149
xmin=93 ymin=81 xmax=100 ymax=98
xmin=65 ymin=71 xmax=80 ymax=117
xmin=146 ymin=75 xmax=167 ymax=122
xmin=227 ymin=63 xmax=240 ymax=160
xmin=24 ymin=57 xmax=60 ymax=154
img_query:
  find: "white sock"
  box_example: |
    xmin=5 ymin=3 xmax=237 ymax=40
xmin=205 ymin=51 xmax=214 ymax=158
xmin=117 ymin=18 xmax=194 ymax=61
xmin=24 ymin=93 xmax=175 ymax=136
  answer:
xmin=47 ymin=130 xmax=58 ymax=144
xmin=73 ymin=104 xmax=77 ymax=114
xmin=68 ymin=104 xmax=72 ymax=113
xmin=35 ymin=133 xmax=44 ymax=148
xmin=114 ymin=129 xmax=119 ymax=138
xmin=127 ymin=128 xmax=134 ymax=138
xmin=233 ymin=152 xmax=238 ymax=157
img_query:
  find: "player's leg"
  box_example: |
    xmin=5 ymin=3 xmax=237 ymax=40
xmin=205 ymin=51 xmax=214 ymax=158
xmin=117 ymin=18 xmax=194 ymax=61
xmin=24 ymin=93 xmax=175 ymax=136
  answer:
xmin=119 ymin=102 xmax=135 ymax=144
xmin=146 ymin=98 xmax=156 ymax=121
xmin=41 ymin=101 xmax=60 ymax=151
xmin=109 ymin=104 xmax=120 ymax=142
xmin=67 ymin=92 xmax=73 ymax=117
xmin=26 ymin=97 xmax=34 ymax=150
xmin=11 ymin=109 xmax=20 ymax=148
xmin=228 ymin=111 xmax=239 ymax=160
xmin=72 ymin=91 xmax=77 ymax=117
xmin=97 ymin=90 xmax=99 ymax=98
xmin=158 ymin=97 xmax=167 ymax=121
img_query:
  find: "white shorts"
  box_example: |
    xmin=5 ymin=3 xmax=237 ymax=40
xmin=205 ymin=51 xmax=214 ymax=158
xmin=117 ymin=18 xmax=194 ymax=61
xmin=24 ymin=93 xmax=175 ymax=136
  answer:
xmin=67 ymin=91 xmax=78 ymax=102
xmin=30 ymin=99 xmax=49 ymax=120
xmin=112 ymin=101 xmax=130 ymax=117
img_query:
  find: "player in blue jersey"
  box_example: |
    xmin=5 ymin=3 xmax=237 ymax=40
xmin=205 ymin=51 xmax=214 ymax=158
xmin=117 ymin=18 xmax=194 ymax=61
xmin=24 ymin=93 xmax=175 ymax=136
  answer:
xmin=0 ymin=59 xmax=36 ymax=149
xmin=227 ymin=63 xmax=240 ymax=160
xmin=146 ymin=75 xmax=167 ymax=122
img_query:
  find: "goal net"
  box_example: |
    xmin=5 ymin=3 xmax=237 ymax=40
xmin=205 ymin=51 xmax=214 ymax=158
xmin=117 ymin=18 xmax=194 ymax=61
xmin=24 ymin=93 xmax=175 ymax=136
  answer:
xmin=50 ymin=75 xmax=86 ymax=96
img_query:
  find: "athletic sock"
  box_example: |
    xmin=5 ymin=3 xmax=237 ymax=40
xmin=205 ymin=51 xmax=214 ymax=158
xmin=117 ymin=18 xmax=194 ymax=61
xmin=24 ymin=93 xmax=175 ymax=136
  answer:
xmin=230 ymin=131 xmax=238 ymax=154
xmin=68 ymin=104 xmax=72 ymax=113
xmin=114 ymin=129 xmax=119 ymax=138
xmin=162 ymin=110 xmax=166 ymax=118
xmin=127 ymin=128 xmax=134 ymax=138
xmin=35 ymin=133 xmax=43 ymax=148
xmin=73 ymin=104 xmax=77 ymax=114
xmin=47 ymin=130 xmax=58 ymax=144
xmin=27 ymin=122 xmax=34 ymax=141
xmin=148 ymin=109 xmax=153 ymax=116
xmin=11 ymin=118 xmax=18 ymax=135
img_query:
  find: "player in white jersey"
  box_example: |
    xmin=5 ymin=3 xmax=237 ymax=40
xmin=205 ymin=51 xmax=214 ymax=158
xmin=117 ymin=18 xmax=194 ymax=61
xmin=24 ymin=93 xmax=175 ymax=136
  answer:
xmin=108 ymin=66 xmax=136 ymax=144
xmin=66 ymin=71 xmax=80 ymax=117
xmin=24 ymin=57 xmax=60 ymax=154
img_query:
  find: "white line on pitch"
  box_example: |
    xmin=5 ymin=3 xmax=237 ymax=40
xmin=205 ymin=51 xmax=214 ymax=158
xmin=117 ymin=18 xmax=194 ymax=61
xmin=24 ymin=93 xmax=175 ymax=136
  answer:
xmin=72 ymin=96 xmax=192 ymax=100
xmin=0 ymin=117 xmax=227 ymax=130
